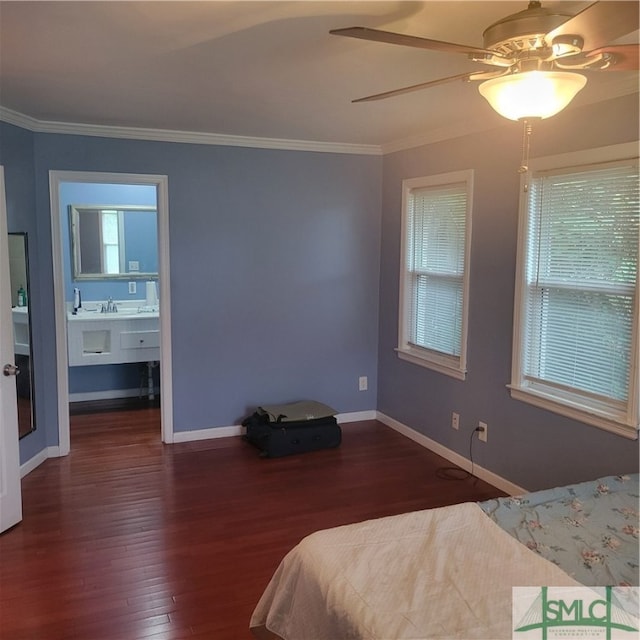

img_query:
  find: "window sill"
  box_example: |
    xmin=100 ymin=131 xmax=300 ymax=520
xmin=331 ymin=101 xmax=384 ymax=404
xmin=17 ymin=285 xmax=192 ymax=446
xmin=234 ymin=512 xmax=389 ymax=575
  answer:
xmin=396 ymin=348 xmax=466 ymax=381
xmin=508 ymin=385 xmax=638 ymax=440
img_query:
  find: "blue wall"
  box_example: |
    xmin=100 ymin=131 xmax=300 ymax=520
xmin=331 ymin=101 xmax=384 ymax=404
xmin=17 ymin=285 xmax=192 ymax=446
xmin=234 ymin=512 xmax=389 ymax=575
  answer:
xmin=124 ymin=210 xmax=158 ymax=275
xmin=0 ymin=122 xmax=49 ymax=462
xmin=3 ymin=92 xmax=638 ymax=489
xmin=377 ymin=93 xmax=640 ymax=491
xmin=18 ymin=130 xmax=381 ymax=452
xmin=59 ymin=181 xmax=157 ymax=301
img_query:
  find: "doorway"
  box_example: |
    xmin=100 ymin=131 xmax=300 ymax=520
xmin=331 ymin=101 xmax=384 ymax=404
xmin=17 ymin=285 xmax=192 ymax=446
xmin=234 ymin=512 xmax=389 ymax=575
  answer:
xmin=49 ymin=171 xmax=173 ymax=454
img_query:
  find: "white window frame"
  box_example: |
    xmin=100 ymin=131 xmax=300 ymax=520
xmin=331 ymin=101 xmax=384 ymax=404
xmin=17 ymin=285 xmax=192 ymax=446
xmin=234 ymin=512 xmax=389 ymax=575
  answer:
xmin=101 ymin=209 xmax=121 ymax=274
xmin=397 ymin=169 xmax=473 ymax=380
xmin=510 ymin=142 xmax=639 ymax=439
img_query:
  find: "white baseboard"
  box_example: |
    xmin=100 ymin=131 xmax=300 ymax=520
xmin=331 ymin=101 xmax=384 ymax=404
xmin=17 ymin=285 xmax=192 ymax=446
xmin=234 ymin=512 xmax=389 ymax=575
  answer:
xmin=173 ymin=424 xmax=243 ymax=443
xmin=18 ymin=410 xmax=378 ymax=470
xmin=337 ymin=410 xmax=377 ymax=423
xmin=376 ymin=411 xmax=527 ymax=496
xmin=21 ymin=411 xmax=522 ymax=498
xmin=171 ymin=410 xmax=377 ymax=444
xmin=69 ymin=388 xmax=154 ymax=403
xmin=21 ymin=446 xmax=62 ymax=478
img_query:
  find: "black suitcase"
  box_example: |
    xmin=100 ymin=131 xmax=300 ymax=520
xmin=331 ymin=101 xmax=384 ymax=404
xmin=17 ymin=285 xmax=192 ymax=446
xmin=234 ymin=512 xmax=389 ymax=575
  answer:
xmin=242 ymin=401 xmax=341 ymax=458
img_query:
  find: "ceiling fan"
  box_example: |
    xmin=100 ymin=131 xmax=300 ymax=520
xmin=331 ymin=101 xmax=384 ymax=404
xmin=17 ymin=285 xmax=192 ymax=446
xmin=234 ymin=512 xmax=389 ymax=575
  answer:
xmin=330 ymin=1 xmax=639 ymax=121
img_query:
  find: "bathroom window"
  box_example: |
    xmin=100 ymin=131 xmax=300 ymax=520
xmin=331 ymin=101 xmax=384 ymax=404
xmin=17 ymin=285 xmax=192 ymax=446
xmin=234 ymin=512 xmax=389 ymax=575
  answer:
xmin=101 ymin=210 xmax=121 ymax=274
xmin=397 ymin=170 xmax=473 ymax=380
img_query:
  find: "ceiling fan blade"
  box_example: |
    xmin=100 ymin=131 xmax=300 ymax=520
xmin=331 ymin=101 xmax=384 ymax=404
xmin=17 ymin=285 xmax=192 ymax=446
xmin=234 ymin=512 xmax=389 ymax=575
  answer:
xmin=586 ymin=44 xmax=640 ymax=70
xmin=546 ymin=1 xmax=639 ymax=53
xmin=352 ymin=72 xmax=477 ymax=103
xmin=330 ymin=26 xmax=499 ymax=59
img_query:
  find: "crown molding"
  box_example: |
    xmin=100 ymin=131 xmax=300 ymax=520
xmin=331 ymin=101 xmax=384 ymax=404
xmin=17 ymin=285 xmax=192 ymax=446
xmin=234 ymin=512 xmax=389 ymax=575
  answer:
xmin=381 ymin=75 xmax=640 ymax=155
xmin=0 ymin=106 xmax=382 ymax=156
xmin=0 ymin=107 xmax=40 ymax=131
xmin=381 ymin=119 xmax=493 ymax=155
xmin=2 ymin=74 xmax=637 ymax=158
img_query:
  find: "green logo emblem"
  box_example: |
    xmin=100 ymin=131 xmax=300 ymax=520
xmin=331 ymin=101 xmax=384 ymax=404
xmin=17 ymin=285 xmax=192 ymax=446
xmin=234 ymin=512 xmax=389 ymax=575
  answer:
xmin=513 ymin=586 xmax=639 ymax=639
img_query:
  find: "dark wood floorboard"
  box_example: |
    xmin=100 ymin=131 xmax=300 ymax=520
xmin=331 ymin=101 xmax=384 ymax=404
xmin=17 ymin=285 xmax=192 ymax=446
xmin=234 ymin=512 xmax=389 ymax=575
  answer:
xmin=0 ymin=409 xmax=505 ymax=640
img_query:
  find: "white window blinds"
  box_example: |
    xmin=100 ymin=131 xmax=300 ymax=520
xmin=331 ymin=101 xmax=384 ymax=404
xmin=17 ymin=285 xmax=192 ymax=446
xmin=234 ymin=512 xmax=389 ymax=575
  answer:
xmin=408 ymin=184 xmax=466 ymax=355
xmin=398 ymin=171 xmax=472 ymax=379
xmin=101 ymin=210 xmax=120 ymax=275
xmin=514 ymin=154 xmax=639 ymax=435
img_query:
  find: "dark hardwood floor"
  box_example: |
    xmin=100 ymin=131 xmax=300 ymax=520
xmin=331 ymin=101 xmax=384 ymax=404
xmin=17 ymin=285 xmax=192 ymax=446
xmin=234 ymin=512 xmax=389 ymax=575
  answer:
xmin=1 ymin=409 xmax=505 ymax=640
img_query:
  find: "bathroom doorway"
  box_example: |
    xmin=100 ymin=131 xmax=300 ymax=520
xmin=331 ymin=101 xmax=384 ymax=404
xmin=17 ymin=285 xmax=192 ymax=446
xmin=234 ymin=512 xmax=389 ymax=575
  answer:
xmin=49 ymin=171 xmax=173 ymax=454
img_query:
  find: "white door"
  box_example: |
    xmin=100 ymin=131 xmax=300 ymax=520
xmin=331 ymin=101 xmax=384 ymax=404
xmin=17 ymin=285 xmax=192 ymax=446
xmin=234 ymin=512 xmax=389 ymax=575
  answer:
xmin=0 ymin=166 xmax=23 ymax=533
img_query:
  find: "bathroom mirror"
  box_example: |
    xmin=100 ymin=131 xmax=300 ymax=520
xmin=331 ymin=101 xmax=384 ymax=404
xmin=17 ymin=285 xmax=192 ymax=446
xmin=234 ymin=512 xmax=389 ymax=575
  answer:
xmin=8 ymin=232 xmax=36 ymax=438
xmin=70 ymin=204 xmax=158 ymax=279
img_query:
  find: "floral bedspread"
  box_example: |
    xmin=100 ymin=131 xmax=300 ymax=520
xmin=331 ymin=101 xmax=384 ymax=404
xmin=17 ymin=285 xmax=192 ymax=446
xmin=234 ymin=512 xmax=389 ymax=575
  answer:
xmin=479 ymin=474 xmax=639 ymax=587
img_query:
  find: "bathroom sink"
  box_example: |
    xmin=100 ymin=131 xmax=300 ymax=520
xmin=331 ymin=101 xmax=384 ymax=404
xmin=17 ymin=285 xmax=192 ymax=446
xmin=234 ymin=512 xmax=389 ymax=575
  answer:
xmin=68 ymin=306 xmax=159 ymax=320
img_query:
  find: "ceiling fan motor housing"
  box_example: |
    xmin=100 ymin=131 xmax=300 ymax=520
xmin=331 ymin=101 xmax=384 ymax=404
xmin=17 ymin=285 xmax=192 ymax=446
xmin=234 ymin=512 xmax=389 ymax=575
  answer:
xmin=482 ymin=1 xmax=574 ymax=62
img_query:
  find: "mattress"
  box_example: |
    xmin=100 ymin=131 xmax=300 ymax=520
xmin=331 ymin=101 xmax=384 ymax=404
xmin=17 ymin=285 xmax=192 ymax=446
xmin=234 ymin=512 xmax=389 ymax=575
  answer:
xmin=250 ymin=502 xmax=580 ymax=639
xmin=250 ymin=474 xmax=639 ymax=640
xmin=480 ymin=473 xmax=639 ymax=587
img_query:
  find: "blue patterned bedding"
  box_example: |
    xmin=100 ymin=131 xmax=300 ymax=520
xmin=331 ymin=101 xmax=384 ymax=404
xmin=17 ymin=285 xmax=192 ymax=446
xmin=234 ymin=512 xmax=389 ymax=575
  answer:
xmin=479 ymin=474 xmax=639 ymax=587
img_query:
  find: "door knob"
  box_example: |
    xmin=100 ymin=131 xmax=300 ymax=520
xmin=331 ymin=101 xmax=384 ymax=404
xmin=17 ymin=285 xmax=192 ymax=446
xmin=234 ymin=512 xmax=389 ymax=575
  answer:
xmin=2 ymin=364 xmax=20 ymax=377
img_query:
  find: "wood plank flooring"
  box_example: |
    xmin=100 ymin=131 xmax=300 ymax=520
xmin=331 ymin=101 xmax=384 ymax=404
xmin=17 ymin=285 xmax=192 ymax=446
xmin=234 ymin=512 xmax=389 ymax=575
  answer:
xmin=1 ymin=409 xmax=505 ymax=640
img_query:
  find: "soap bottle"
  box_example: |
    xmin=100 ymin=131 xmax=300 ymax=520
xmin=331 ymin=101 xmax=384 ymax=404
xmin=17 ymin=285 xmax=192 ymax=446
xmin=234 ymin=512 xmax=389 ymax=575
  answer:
xmin=17 ymin=285 xmax=26 ymax=307
xmin=73 ymin=287 xmax=82 ymax=314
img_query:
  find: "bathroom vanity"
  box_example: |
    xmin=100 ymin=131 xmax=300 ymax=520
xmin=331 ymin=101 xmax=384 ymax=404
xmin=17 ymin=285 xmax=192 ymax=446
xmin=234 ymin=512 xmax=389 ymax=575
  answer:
xmin=67 ymin=303 xmax=160 ymax=367
xmin=12 ymin=306 xmax=30 ymax=356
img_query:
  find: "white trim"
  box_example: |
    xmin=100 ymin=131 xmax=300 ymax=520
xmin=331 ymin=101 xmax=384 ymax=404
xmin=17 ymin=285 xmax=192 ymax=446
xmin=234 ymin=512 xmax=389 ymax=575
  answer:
xmin=20 ymin=412 xmax=525 ymax=495
xmin=527 ymin=141 xmax=640 ymax=172
xmin=397 ymin=170 xmax=473 ymax=380
xmin=4 ymin=76 xmax=637 ymax=157
xmin=49 ymin=170 xmax=173 ymax=454
xmin=0 ymin=107 xmax=39 ymax=131
xmin=68 ymin=388 xmax=152 ymax=403
xmin=336 ymin=410 xmax=377 ymax=423
xmin=509 ymin=387 xmax=638 ymax=440
xmin=396 ymin=348 xmax=467 ymax=380
xmin=510 ymin=141 xmax=639 ymax=438
xmin=376 ymin=411 xmax=527 ymax=496
xmin=0 ymin=106 xmax=380 ymax=157
xmin=381 ymin=78 xmax=640 ymax=154
xmin=49 ymin=176 xmax=71 ymax=456
xmin=156 ymin=175 xmax=174 ymax=445
xmin=171 ymin=411 xmax=377 ymax=443
xmin=173 ymin=425 xmax=243 ymax=443
xmin=382 ymin=119 xmax=499 ymax=155
xmin=20 ymin=446 xmax=62 ymax=478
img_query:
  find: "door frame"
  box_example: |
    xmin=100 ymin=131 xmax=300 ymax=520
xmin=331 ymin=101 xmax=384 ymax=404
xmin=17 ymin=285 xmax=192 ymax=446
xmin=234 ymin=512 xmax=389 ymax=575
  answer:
xmin=0 ymin=165 xmax=23 ymax=532
xmin=49 ymin=171 xmax=173 ymax=454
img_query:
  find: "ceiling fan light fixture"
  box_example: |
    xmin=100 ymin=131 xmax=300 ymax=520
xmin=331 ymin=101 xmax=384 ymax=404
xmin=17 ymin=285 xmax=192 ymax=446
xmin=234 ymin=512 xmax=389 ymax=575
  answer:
xmin=478 ymin=70 xmax=587 ymax=120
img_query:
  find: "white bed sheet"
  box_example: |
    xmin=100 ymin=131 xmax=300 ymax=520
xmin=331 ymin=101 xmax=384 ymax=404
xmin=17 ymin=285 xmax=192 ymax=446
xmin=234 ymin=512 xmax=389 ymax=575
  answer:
xmin=250 ymin=502 xmax=580 ymax=639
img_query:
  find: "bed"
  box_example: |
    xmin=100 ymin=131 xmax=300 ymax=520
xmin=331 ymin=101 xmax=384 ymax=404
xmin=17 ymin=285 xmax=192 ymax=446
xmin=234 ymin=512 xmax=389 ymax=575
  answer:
xmin=250 ymin=474 xmax=639 ymax=639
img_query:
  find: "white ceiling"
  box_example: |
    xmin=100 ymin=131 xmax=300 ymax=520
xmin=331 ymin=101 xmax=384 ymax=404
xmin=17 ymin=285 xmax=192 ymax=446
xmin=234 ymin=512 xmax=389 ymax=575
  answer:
xmin=0 ymin=1 xmax=638 ymax=151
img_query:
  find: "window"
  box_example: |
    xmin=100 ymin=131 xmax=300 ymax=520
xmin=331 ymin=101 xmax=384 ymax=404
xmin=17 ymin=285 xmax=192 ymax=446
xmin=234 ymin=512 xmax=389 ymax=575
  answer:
xmin=101 ymin=210 xmax=121 ymax=274
xmin=397 ymin=170 xmax=473 ymax=380
xmin=511 ymin=143 xmax=639 ymax=438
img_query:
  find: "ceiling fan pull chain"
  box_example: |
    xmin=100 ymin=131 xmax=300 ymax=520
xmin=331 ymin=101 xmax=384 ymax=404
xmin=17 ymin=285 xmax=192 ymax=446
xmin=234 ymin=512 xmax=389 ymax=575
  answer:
xmin=518 ymin=119 xmax=534 ymax=183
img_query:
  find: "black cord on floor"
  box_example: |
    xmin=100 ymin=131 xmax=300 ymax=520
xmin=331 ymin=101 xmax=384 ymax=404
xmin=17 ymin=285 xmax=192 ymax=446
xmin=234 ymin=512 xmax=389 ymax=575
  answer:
xmin=435 ymin=427 xmax=480 ymax=482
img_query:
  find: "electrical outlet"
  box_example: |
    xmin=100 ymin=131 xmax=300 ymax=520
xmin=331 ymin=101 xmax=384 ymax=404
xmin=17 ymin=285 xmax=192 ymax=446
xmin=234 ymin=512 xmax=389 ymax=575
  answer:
xmin=128 ymin=282 xmax=136 ymax=294
xmin=358 ymin=376 xmax=368 ymax=391
xmin=451 ymin=412 xmax=460 ymax=430
xmin=478 ymin=421 xmax=488 ymax=443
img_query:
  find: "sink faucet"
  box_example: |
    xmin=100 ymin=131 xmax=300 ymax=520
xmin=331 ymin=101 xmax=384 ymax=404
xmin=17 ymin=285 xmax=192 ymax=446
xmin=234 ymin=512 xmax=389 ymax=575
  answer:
xmin=101 ymin=298 xmax=118 ymax=313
